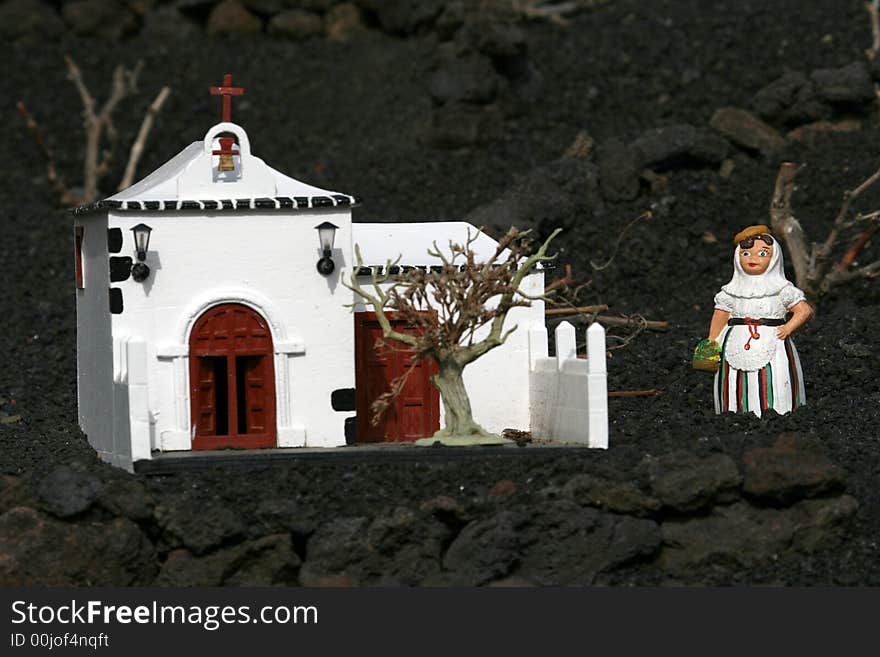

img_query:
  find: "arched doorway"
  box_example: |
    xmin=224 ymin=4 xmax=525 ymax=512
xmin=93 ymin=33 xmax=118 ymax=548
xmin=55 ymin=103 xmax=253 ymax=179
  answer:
xmin=189 ymin=303 xmax=276 ymax=450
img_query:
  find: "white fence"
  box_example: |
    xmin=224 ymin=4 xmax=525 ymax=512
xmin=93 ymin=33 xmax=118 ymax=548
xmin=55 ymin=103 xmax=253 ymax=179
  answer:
xmin=528 ymin=321 xmax=608 ymax=448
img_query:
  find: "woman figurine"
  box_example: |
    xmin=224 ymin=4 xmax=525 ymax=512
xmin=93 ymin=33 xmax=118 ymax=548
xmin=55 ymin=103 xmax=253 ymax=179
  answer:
xmin=707 ymin=225 xmax=813 ymax=417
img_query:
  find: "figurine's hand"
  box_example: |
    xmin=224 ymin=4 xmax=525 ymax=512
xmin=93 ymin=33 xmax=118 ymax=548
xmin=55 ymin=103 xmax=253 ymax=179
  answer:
xmin=776 ymin=324 xmax=792 ymax=340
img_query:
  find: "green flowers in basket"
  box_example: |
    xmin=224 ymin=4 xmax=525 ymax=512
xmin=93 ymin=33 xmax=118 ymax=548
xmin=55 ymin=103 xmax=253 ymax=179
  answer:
xmin=692 ymin=338 xmax=721 ymax=372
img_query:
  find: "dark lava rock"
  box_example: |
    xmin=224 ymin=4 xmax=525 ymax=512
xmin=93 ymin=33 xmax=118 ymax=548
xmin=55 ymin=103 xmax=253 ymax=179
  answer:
xmin=290 ymin=0 xmax=338 ymax=10
xmin=301 ymin=508 xmax=449 ymax=585
xmin=563 ymin=473 xmax=661 ymax=517
xmin=253 ymin=497 xmax=317 ymax=538
xmin=596 ymin=138 xmax=640 ymax=202
xmin=515 ymin=502 xmax=661 ymax=585
xmin=441 ymin=502 xmax=661 ymax=586
xmin=751 ymin=70 xmax=831 ymax=126
xmin=155 ymin=499 xmax=247 ymax=555
xmin=299 ymin=516 xmax=370 ymax=586
xmin=362 ymin=506 xmax=450 ymax=584
xmin=643 ymin=451 xmax=742 ymax=513
xmin=97 ymin=477 xmax=155 ymax=522
xmin=465 ymin=157 xmax=602 ymax=234
xmin=791 ymin=495 xmax=860 ymax=552
xmin=419 ymin=494 xmax=468 ymax=526
xmin=838 ymin=337 xmax=872 ymax=358
xmin=360 ymin=0 xmax=444 ymax=35
xmin=0 ymin=475 xmax=36 ymax=513
xmin=709 ymin=107 xmax=786 ymax=155
xmin=241 ymin=0 xmax=285 ymax=14
xmin=660 ymin=502 xmax=789 ymax=575
xmin=455 ymin=19 xmax=526 ymax=59
xmin=429 ymin=52 xmax=502 ymax=105
xmin=141 ymin=6 xmax=201 ymax=41
xmin=742 ymin=437 xmax=847 ymax=505
xmin=206 ymin=0 xmax=263 ymax=34
xmin=488 ymin=479 xmax=517 ymax=498
xmin=325 ymin=2 xmax=366 ymax=42
xmin=155 ymin=534 xmax=300 ymax=586
xmin=36 ymin=465 xmax=101 ymax=518
xmin=268 ymin=9 xmax=324 ymax=39
xmin=422 ymin=102 xmax=504 ymax=147
xmin=630 ymin=124 xmax=728 ymax=171
xmin=0 ymin=506 xmax=156 ymax=586
xmin=810 ymin=61 xmax=875 ymax=105
xmin=442 ymin=511 xmax=523 ymax=586
xmin=659 ymin=497 xmax=858 ymax=576
xmin=62 ymin=0 xmax=138 ymax=40
xmin=0 ymin=0 xmax=65 ymax=42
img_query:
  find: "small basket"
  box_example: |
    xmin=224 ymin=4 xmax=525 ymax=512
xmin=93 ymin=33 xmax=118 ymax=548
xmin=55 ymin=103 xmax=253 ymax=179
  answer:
xmin=692 ymin=338 xmax=721 ymax=372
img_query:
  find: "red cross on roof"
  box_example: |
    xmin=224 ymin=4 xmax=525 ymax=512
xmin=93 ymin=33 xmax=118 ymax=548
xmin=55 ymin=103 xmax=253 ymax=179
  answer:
xmin=210 ymin=74 xmax=244 ymax=123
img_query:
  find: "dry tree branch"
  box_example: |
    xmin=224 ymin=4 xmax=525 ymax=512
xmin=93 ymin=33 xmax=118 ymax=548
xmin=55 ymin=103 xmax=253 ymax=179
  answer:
xmin=769 ymin=162 xmax=812 ymax=288
xmin=810 ymin=163 xmax=880 ymax=288
xmin=20 ymin=58 xmax=167 ymax=206
xmin=769 ymin=160 xmax=880 ymax=298
xmin=370 ymin=357 xmax=420 ymax=426
xmin=607 ymin=389 xmax=660 ymax=397
xmin=513 ymin=0 xmax=609 ymax=25
xmin=517 ymin=1 xmax=578 ymax=25
xmin=836 ymin=224 xmax=878 ymax=271
xmin=852 ymin=209 xmax=880 ymax=225
xmin=120 ymin=86 xmax=171 ymax=191
xmin=590 ymin=211 xmax=651 ymax=271
xmin=867 ymin=0 xmax=880 ymax=60
xmin=461 ymin=227 xmax=562 ymax=365
xmin=65 ymin=56 xmax=143 ymax=202
xmin=822 ymin=259 xmax=880 ymax=289
xmin=544 ymin=304 xmax=608 ymax=316
xmin=558 ymin=313 xmax=669 ymax=332
xmin=343 ymin=246 xmax=418 ymax=348
xmin=15 ymin=101 xmax=77 ymax=206
xmin=545 ymin=263 xmax=575 ymax=292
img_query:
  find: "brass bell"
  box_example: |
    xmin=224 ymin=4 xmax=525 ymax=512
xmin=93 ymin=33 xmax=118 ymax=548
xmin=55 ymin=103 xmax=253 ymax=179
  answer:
xmin=215 ymin=136 xmax=237 ymax=172
xmin=218 ymin=153 xmax=235 ymax=172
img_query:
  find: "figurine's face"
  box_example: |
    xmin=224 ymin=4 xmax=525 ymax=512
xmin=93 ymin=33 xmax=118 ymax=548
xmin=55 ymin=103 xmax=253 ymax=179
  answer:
xmin=738 ymin=239 xmax=774 ymax=275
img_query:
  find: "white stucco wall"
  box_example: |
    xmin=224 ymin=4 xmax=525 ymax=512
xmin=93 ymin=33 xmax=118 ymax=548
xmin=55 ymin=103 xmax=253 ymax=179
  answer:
xmin=106 ymin=207 xmax=355 ymax=454
xmin=74 ymin=213 xmax=119 ymax=465
xmin=463 ymin=272 xmax=545 ymax=434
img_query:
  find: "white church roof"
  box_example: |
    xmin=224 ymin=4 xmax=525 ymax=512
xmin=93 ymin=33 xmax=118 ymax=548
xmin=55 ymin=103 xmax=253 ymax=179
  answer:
xmin=73 ymin=122 xmax=357 ymax=215
xmin=352 ymin=222 xmax=508 ymax=269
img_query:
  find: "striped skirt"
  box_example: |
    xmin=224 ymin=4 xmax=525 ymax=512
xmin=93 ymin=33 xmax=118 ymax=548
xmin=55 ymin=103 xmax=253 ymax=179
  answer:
xmin=714 ymin=336 xmax=805 ymax=417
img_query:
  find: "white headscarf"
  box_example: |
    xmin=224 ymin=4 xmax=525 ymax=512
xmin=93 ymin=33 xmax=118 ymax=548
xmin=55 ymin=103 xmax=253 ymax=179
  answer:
xmin=721 ymin=237 xmax=791 ymax=298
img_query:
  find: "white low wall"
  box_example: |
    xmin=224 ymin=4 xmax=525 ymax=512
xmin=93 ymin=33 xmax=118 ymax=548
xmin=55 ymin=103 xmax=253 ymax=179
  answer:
xmin=528 ymin=321 xmax=608 ymax=448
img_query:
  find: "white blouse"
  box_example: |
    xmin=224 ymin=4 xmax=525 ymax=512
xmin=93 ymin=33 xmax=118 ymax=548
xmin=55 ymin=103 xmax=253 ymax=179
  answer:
xmin=713 ymin=283 xmax=806 ymax=371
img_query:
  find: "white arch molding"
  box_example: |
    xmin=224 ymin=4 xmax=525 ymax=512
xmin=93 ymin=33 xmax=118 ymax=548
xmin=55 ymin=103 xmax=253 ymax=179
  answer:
xmin=156 ymin=288 xmax=307 ymax=451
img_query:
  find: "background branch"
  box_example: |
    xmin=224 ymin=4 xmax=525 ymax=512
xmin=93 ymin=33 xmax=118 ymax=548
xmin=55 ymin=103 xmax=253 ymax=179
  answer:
xmin=120 ymin=86 xmax=171 ymax=191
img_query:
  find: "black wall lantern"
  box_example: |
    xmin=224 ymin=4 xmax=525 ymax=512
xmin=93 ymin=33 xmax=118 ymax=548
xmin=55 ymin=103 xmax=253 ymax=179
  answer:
xmin=130 ymin=223 xmax=153 ymax=282
xmin=315 ymin=221 xmax=338 ymax=276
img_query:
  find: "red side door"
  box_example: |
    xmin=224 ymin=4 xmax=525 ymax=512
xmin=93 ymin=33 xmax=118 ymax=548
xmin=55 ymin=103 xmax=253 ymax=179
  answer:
xmin=189 ymin=304 xmax=276 ymax=450
xmin=354 ymin=312 xmax=440 ymax=443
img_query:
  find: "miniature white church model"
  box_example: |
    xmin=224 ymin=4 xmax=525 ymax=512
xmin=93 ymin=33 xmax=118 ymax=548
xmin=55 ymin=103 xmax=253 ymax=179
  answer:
xmin=72 ymin=76 xmax=607 ymax=471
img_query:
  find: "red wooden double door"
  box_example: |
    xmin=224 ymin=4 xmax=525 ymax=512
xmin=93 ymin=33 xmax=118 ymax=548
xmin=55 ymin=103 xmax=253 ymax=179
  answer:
xmin=354 ymin=312 xmax=440 ymax=443
xmin=188 ymin=305 xmax=440 ymax=448
xmin=190 ymin=304 xmax=276 ymax=450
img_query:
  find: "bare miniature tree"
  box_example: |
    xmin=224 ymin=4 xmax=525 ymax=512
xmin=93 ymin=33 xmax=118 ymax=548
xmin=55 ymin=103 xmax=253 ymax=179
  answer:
xmin=766 ymin=3 xmax=880 ymax=300
xmin=770 ymin=161 xmax=880 ymax=300
xmin=17 ymin=56 xmax=170 ymax=207
xmin=344 ymin=227 xmax=561 ymax=445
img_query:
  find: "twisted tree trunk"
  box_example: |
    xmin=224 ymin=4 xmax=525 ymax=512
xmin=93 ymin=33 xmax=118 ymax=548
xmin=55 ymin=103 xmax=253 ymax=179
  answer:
xmin=415 ymin=359 xmax=510 ymax=445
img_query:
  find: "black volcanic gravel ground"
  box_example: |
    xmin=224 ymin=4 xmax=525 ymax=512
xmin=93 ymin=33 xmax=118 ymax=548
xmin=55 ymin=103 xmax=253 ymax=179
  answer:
xmin=1 ymin=0 xmax=879 ymax=585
